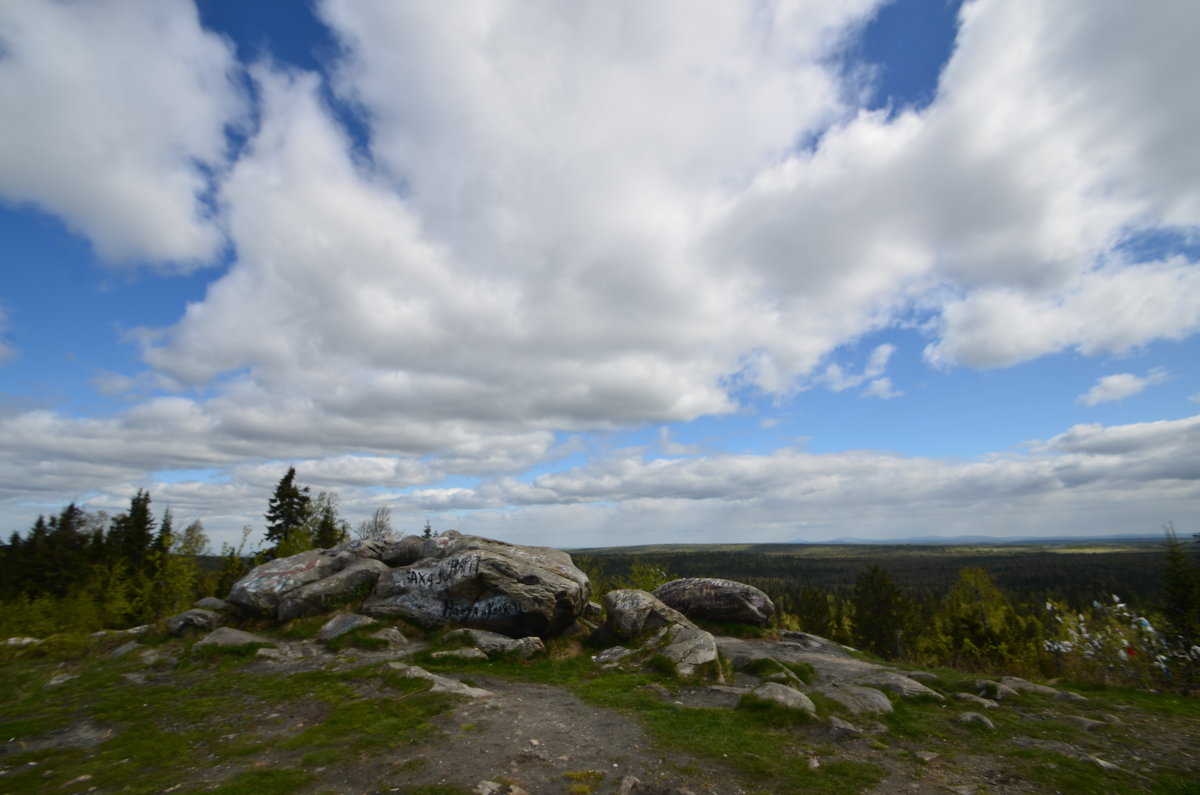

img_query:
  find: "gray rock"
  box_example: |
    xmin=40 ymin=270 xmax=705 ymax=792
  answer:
xmin=5 ymin=636 xmax=40 ymax=647
xmin=954 ymin=692 xmax=999 ymax=709
xmin=227 ymin=549 xmax=346 ymax=616
xmin=956 ymin=711 xmax=995 ymax=729
xmin=914 ymin=751 xmax=939 ymax=764
xmin=1063 ymin=715 xmax=1107 ymax=731
xmin=599 ymin=589 xmax=693 ymax=640
xmin=277 ymin=558 xmax=390 ymax=621
xmin=46 ymin=673 xmax=78 ymax=687
xmin=593 ymin=646 xmax=634 ymax=665
xmin=369 ymin=627 xmax=409 ymax=647
xmin=316 ymin=613 xmax=378 ymax=641
xmin=816 ymin=683 xmax=893 ymax=714
xmin=999 ymin=676 xmax=1058 ymax=696
xmin=1054 ymin=690 xmax=1088 ymax=702
xmin=652 ymin=578 xmax=775 ymax=626
xmin=107 ymin=640 xmax=141 ymax=658
xmin=193 ymin=596 xmax=228 ymax=612
xmin=194 ymin=627 xmax=273 ymax=649
xmin=828 ymin=715 xmax=864 ymax=739
xmin=385 ymin=662 xmax=494 ymax=698
xmin=166 ymin=608 xmax=225 ymax=636
xmin=363 ymin=534 xmax=591 ymax=638
xmin=658 ymin=622 xmax=719 ymax=677
xmin=443 ymin=628 xmax=545 ymax=659
xmin=749 ymin=682 xmax=817 ymax=715
xmin=860 ymin=671 xmax=945 ymax=701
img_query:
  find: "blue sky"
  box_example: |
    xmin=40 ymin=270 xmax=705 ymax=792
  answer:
xmin=1 ymin=0 xmax=1198 ymax=550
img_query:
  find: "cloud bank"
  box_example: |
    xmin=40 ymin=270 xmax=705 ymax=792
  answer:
xmin=0 ymin=0 xmax=1197 ymax=546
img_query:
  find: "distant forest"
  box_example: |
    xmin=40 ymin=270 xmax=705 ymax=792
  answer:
xmin=2 ymin=469 xmax=1198 ymax=691
xmin=572 ymin=541 xmax=1168 ymax=611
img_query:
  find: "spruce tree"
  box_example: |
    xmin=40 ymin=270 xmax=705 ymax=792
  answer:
xmin=852 ymin=564 xmax=907 ymax=660
xmin=264 ymin=467 xmax=311 ymax=551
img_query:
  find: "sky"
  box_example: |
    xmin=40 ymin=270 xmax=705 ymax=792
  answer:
xmin=1 ymin=0 xmax=1198 ymax=551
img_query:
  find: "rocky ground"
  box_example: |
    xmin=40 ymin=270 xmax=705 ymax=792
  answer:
xmin=2 ymin=619 xmax=1198 ymax=794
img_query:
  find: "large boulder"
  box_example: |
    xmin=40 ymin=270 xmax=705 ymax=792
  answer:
xmin=599 ymin=589 xmax=691 ymax=640
xmin=652 ymin=578 xmax=775 ymax=626
xmin=361 ymin=533 xmax=591 ymax=638
xmin=226 ymin=532 xmax=589 ymax=633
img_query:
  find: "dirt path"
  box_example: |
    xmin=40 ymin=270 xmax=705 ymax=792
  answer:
xmin=369 ymin=675 xmax=732 ymax=794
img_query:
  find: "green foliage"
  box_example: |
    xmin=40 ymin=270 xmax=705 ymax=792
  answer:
xmin=264 ymin=466 xmax=312 ymax=553
xmin=851 ymin=564 xmax=907 ymax=659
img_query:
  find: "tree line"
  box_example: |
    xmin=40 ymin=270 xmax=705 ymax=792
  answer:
xmin=0 ymin=467 xmax=419 ymax=638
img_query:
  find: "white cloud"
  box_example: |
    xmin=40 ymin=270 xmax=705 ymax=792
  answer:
xmin=1077 ymin=368 xmax=1170 ymax=407
xmin=0 ymin=0 xmax=246 ymax=265
xmin=862 ymin=378 xmax=903 ymax=400
xmin=2 ymin=0 xmax=1200 ymax=549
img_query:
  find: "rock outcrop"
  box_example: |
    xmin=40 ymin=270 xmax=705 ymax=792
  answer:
xmin=592 ymin=589 xmax=720 ymax=677
xmin=652 ymin=578 xmax=775 ymax=626
xmin=227 ymin=532 xmax=591 ymax=639
xmin=361 ymin=533 xmax=591 ymax=638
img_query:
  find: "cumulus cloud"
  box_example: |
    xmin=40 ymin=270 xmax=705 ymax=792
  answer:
xmin=2 ymin=0 xmax=1199 ymax=548
xmin=0 ymin=0 xmax=245 ymax=265
xmin=1077 ymin=369 xmax=1170 ymax=407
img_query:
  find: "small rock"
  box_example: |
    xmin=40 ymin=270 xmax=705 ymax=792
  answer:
xmin=999 ymin=676 xmax=1057 ymax=696
xmin=385 ymin=662 xmax=494 ymax=698
xmin=316 ymin=613 xmax=377 ymax=642
xmin=194 ymin=627 xmax=273 ymax=649
xmin=370 ymin=627 xmax=408 ymax=647
xmin=750 ymin=682 xmax=816 ymax=715
xmin=255 ymin=647 xmax=289 ymax=662
xmin=1054 ymin=690 xmax=1088 ymax=702
xmin=807 ymin=756 xmax=820 ymax=770
xmin=193 ymin=596 xmax=228 ymax=612
xmin=107 ymin=640 xmax=141 ymax=658
xmin=45 ymin=673 xmax=78 ymax=687
xmin=617 ymin=776 xmax=642 ymax=795
xmin=593 ymin=646 xmax=633 ymax=664
xmin=954 ymin=692 xmax=999 ymax=709
xmin=816 ymin=683 xmax=894 ymax=714
xmin=828 ymin=716 xmax=864 ymax=740
xmin=956 ymin=711 xmax=995 ymax=730
xmin=915 ymin=750 xmax=939 ymax=763
xmin=1063 ymin=715 xmax=1106 ymax=731
xmin=5 ymin=636 xmax=41 ymax=647
xmin=1089 ymin=755 xmax=1120 ymax=771
xmin=121 ymin=672 xmax=147 ymax=685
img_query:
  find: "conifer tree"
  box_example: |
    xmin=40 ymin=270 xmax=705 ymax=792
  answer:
xmin=264 ymin=467 xmax=311 ymax=552
xmin=308 ymin=491 xmax=350 ymax=549
xmin=107 ymin=490 xmax=155 ymax=571
xmin=852 ymin=564 xmax=907 ymax=659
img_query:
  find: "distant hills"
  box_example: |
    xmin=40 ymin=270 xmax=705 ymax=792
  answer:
xmin=813 ymin=534 xmax=1165 ymax=545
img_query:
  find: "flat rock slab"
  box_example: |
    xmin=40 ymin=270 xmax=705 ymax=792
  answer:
xmin=815 ymin=683 xmax=894 ymax=714
xmin=194 ymin=627 xmax=273 ymax=648
xmin=386 ymin=662 xmax=495 ymax=698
